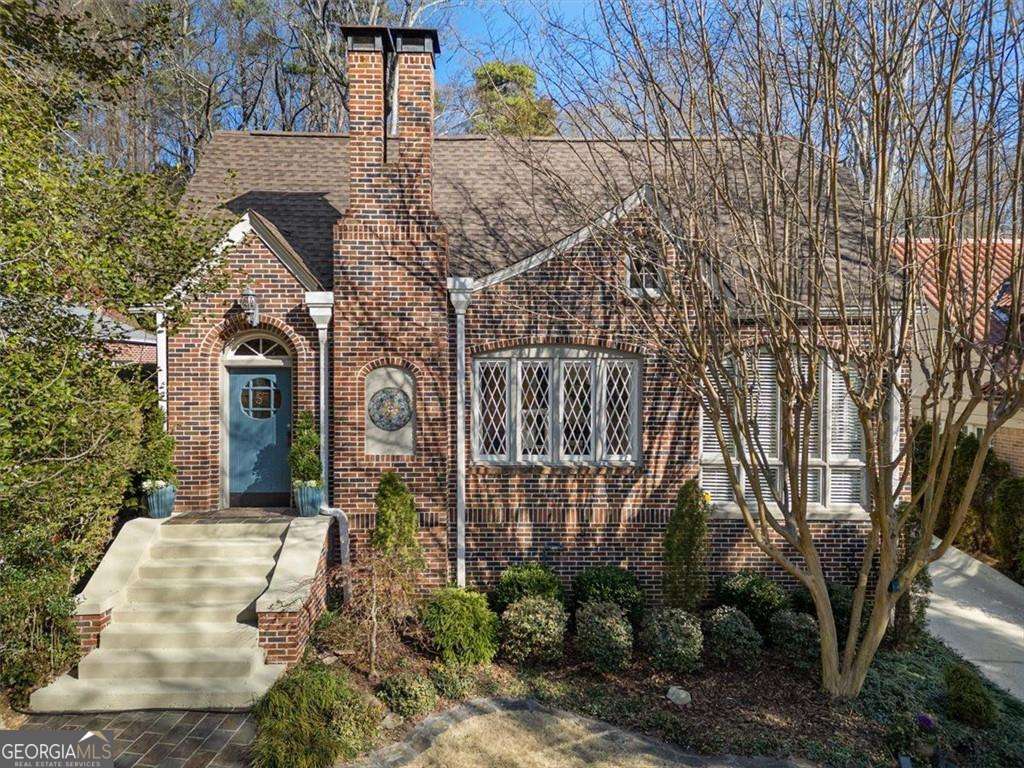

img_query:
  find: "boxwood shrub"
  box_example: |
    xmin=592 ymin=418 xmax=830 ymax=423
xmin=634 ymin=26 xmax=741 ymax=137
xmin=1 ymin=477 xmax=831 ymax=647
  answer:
xmin=429 ymin=662 xmax=473 ymax=700
xmin=377 ymin=672 xmax=438 ymax=718
xmin=713 ymin=570 xmax=788 ymax=630
xmin=572 ymin=566 xmax=645 ymax=626
xmin=501 ymin=595 xmax=567 ymax=665
xmin=790 ymin=581 xmax=854 ymax=642
xmin=421 ymin=586 xmax=498 ymax=665
xmin=639 ymin=608 xmax=703 ymax=674
xmin=944 ymin=662 xmax=999 ymax=728
xmin=768 ymin=610 xmax=819 ymax=672
xmin=576 ymin=600 xmax=632 ymax=672
xmin=704 ymin=606 xmax=762 ymax=670
xmin=252 ymin=664 xmax=382 ymax=768
xmin=492 ymin=563 xmax=565 ymax=614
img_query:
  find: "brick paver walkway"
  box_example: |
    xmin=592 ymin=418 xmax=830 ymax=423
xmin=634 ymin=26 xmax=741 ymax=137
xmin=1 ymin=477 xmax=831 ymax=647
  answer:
xmin=22 ymin=710 xmax=254 ymax=768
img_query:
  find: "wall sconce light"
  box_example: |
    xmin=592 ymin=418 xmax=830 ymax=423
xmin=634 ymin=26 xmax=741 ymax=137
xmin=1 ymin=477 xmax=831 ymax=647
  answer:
xmin=241 ymin=287 xmax=260 ymax=327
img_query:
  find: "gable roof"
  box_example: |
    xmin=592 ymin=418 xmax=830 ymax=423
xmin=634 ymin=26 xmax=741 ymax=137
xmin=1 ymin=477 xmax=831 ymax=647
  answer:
xmin=184 ymin=131 xmax=648 ymax=285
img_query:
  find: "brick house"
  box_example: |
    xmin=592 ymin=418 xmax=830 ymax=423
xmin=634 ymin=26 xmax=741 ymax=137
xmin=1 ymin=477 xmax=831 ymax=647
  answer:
xmin=29 ymin=23 xmax=882 ymax=713
xmin=161 ymin=23 xmax=876 ymax=597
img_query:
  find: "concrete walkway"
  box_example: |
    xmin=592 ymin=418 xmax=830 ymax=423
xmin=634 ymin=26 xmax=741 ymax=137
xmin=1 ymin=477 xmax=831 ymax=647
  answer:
xmin=927 ymin=544 xmax=1024 ymax=700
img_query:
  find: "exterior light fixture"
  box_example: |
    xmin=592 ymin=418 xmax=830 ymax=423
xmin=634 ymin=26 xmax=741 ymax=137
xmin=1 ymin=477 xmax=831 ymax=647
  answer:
xmin=241 ymin=287 xmax=260 ymax=327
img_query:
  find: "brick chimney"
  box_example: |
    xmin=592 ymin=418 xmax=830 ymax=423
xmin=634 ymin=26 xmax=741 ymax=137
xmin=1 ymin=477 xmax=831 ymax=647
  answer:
xmin=332 ymin=25 xmax=451 ymax=588
xmin=341 ymin=26 xmax=439 ymax=214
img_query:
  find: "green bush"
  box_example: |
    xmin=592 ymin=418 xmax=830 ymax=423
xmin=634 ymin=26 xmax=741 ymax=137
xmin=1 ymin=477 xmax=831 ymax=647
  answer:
xmin=944 ymin=662 xmax=999 ymax=728
xmin=252 ymin=664 xmax=382 ymax=768
xmin=288 ymin=411 xmax=322 ymax=485
xmin=576 ymin=600 xmax=632 ymax=672
xmin=500 ymin=596 xmax=567 ymax=665
xmin=713 ymin=571 xmax=788 ymax=630
xmin=663 ymin=480 xmax=710 ymax=610
xmin=639 ymin=608 xmax=703 ymax=674
xmin=703 ymin=606 xmax=762 ymax=670
xmin=377 ymin=672 xmax=438 ymax=718
xmin=767 ymin=610 xmax=819 ymax=672
xmin=371 ymin=471 xmax=419 ymax=555
xmin=422 ymin=587 xmax=498 ymax=665
xmin=790 ymin=581 xmax=854 ymax=643
xmin=993 ymin=477 xmax=1024 ymax=578
xmin=429 ymin=663 xmax=473 ymax=700
xmin=572 ymin=566 xmax=645 ymax=626
xmin=136 ymin=397 xmax=177 ymax=483
xmin=492 ymin=563 xmax=565 ymax=614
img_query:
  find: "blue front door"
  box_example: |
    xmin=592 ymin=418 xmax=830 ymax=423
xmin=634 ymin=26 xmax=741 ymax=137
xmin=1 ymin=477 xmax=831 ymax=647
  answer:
xmin=228 ymin=367 xmax=292 ymax=506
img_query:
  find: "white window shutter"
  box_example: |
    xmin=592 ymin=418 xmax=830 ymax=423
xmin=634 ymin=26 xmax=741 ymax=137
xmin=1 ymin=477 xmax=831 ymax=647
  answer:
xmin=831 ymin=370 xmax=863 ymax=459
xmin=702 ymin=465 xmax=735 ymax=503
xmin=750 ymin=353 xmax=779 ymax=458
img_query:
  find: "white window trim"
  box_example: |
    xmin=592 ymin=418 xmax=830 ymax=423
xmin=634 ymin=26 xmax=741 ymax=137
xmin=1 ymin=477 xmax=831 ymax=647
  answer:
xmin=472 ymin=346 xmax=641 ymax=467
xmin=699 ymin=359 xmax=867 ymax=515
xmin=625 ymin=253 xmax=664 ymax=299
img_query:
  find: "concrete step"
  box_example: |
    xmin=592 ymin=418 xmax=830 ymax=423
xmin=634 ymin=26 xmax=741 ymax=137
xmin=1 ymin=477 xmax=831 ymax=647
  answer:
xmin=113 ymin=601 xmax=256 ymax=623
xmin=139 ymin=557 xmax=274 ymax=580
xmin=127 ymin=577 xmax=268 ymax=604
xmin=30 ymin=666 xmax=286 ymax=712
xmin=79 ymin=648 xmax=260 ymax=680
xmin=158 ymin=522 xmax=288 ymax=541
xmin=99 ymin=622 xmax=258 ymax=650
xmin=150 ymin=538 xmax=283 ymax=560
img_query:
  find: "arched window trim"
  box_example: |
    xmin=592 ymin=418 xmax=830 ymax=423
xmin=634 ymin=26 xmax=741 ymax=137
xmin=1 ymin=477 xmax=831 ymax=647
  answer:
xmin=699 ymin=350 xmax=867 ymax=514
xmin=222 ymin=331 xmax=293 ymax=368
xmin=472 ymin=345 xmax=642 ymax=467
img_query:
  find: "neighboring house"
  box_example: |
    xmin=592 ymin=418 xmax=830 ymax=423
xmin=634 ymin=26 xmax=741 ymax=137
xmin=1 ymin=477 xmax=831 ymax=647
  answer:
xmin=30 ymin=25 xmax=879 ymax=712
xmin=905 ymin=239 xmax=1024 ymax=474
xmin=67 ymin=305 xmax=156 ymax=366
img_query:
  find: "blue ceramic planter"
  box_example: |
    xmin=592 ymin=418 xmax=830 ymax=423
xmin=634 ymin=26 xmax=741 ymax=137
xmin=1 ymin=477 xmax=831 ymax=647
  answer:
xmin=146 ymin=484 xmax=177 ymax=518
xmin=294 ymin=484 xmax=324 ymax=517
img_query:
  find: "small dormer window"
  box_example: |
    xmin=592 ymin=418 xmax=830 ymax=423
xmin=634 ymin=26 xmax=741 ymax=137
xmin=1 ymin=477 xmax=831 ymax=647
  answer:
xmin=626 ymin=234 xmax=666 ymax=297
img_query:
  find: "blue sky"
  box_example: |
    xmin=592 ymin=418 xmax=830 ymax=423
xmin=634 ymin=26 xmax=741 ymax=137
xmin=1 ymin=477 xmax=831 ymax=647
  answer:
xmin=432 ymin=1 xmax=596 ymax=88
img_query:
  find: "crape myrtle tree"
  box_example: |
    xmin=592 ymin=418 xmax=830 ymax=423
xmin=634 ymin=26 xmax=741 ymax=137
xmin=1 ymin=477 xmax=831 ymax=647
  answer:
xmin=486 ymin=0 xmax=1024 ymax=699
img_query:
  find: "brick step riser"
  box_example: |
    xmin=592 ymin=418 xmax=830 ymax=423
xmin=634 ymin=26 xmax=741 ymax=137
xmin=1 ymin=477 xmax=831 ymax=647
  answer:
xmin=78 ymin=654 xmax=258 ymax=680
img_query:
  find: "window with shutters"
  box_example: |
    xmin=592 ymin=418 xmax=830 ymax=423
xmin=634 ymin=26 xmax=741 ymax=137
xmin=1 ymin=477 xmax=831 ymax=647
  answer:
xmin=472 ymin=347 xmax=640 ymax=466
xmin=700 ymin=353 xmax=867 ymax=510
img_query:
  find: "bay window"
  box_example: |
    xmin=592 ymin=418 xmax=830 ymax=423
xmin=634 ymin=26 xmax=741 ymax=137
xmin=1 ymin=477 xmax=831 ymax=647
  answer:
xmin=473 ymin=347 xmax=640 ymax=465
xmin=700 ymin=353 xmax=867 ymax=510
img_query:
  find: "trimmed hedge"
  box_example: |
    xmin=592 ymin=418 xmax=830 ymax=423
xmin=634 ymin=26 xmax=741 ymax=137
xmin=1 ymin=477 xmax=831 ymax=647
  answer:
xmin=663 ymin=480 xmax=710 ymax=610
xmin=576 ymin=600 xmax=633 ymax=672
xmin=501 ymin=596 xmax=567 ymax=665
xmin=704 ymin=606 xmax=762 ymax=670
xmin=790 ymin=581 xmax=854 ymax=642
xmin=640 ymin=608 xmax=703 ymax=674
xmin=573 ymin=566 xmax=645 ymax=626
xmin=429 ymin=663 xmax=473 ymax=700
xmin=422 ymin=587 xmax=498 ymax=665
xmin=993 ymin=477 xmax=1024 ymax=579
xmin=377 ymin=672 xmax=438 ymax=718
xmin=944 ymin=663 xmax=999 ymax=728
xmin=252 ymin=664 xmax=382 ymax=768
xmin=714 ymin=571 xmax=788 ymax=630
xmin=768 ymin=610 xmax=819 ymax=672
xmin=492 ymin=563 xmax=565 ymax=614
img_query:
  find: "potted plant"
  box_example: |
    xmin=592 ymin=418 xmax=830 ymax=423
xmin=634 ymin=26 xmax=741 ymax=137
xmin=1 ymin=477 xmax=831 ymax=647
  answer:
xmin=138 ymin=401 xmax=177 ymax=518
xmin=289 ymin=411 xmax=323 ymax=517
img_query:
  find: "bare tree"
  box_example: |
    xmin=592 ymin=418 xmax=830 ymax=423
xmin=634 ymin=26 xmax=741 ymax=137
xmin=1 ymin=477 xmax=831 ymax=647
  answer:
xmin=482 ymin=0 xmax=1023 ymax=699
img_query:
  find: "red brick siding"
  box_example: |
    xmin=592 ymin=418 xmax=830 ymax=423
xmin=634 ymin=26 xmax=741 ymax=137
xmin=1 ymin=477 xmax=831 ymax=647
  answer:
xmin=330 ymin=48 xmax=451 ymax=587
xmin=167 ymin=233 xmax=319 ymax=511
xmin=73 ymin=611 xmax=110 ymax=655
xmin=993 ymin=424 xmax=1024 ymax=475
xmin=459 ymin=215 xmax=871 ymax=598
xmin=258 ymin=531 xmax=329 ymax=667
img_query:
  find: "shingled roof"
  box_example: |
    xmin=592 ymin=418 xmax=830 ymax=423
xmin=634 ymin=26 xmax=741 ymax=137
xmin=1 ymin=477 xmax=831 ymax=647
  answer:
xmin=184 ymin=130 xmax=649 ymax=286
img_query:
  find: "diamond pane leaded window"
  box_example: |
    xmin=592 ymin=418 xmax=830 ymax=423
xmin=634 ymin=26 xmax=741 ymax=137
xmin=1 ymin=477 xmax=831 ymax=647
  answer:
xmin=476 ymin=361 xmax=509 ymax=458
xmin=604 ymin=360 xmax=634 ymax=458
xmin=561 ymin=360 xmax=593 ymax=458
xmin=518 ymin=361 xmax=551 ymax=459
